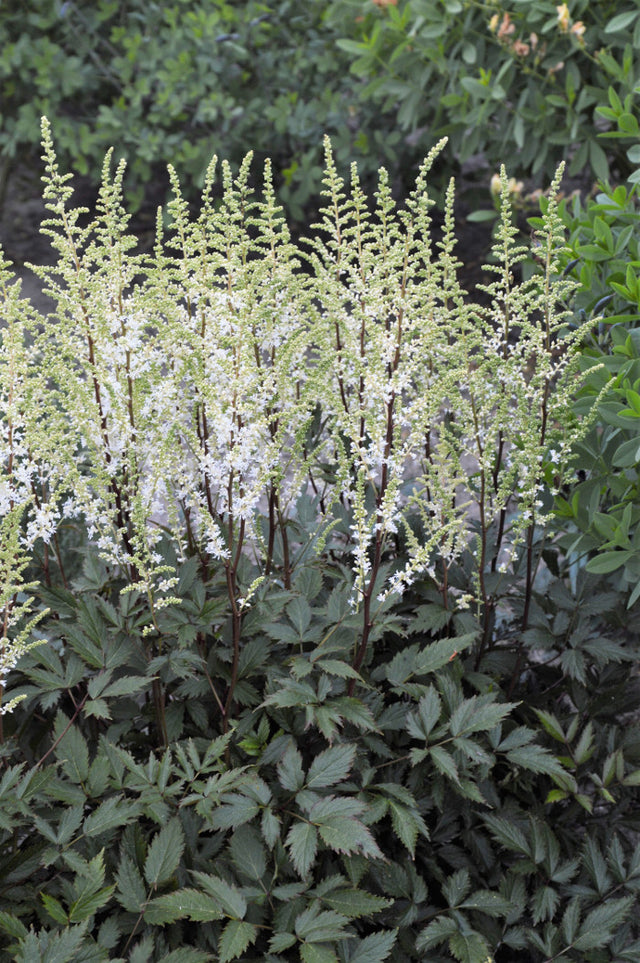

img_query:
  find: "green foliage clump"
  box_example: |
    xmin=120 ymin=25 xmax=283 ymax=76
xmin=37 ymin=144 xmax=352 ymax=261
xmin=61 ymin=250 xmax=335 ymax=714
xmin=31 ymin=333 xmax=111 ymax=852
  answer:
xmin=330 ymin=0 xmax=640 ymax=185
xmin=0 ymin=0 xmax=408 ymax=220
xmin=546 ymin=115 xmax=640 ymax=605
xmin=0 ymin=128 xmax=639 ymax=962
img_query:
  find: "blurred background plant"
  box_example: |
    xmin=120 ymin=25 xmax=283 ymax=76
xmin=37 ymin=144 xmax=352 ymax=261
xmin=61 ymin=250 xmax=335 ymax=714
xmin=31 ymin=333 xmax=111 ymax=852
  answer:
xmin=539 ymin=105 xmax=640 ymax=607
xmin=0 ymin=0 xmax=421 ymax=224
xmin=330 ymin=0 xmax=640 ymax=187
xmin=4 ymin=0 xmax=639 ymax=229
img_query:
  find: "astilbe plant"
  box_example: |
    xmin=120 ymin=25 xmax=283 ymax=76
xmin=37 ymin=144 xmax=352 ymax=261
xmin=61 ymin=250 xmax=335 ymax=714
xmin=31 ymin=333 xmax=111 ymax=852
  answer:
xmin=0 ymin=250 xmax=51 ymax=724
xmin=0 ymin=124 xmax=638 ymax=963
xmin=303 ymin=142 xmax=597 ymax=692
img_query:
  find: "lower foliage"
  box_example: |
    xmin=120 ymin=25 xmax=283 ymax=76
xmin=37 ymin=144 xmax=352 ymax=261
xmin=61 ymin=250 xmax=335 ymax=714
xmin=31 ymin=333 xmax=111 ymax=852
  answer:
xmin=0 ymin=526 xmax=638 ymax=962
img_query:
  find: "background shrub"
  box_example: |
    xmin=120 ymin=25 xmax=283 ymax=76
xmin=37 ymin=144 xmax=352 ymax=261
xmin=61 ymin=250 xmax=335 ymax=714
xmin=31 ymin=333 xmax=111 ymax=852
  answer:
xmin=7 ymin=0 xmax=640 ymax=229
xmin=545 ymin=111 xmax=640 ymax=606
xmin=0 ymin=0 xmax=417 ymax=221
xmin=330 ymin=0 xmax=640 ymax=185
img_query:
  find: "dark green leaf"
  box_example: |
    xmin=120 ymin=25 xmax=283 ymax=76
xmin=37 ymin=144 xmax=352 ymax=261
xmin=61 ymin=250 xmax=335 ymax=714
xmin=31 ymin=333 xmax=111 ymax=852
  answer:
xmin=321 ymin=889 xmax=391 ymax=919
xmin=115 ymin=856 xmax=146 ymax=913
xmin=278 ymin=744 xmax=305 ymax=792
xmin=144 ymin=818 xmax=185 ymax=887
xmin=218 ymin=920 xmax=258 ymax=963
xmin=449 ymin=695 xmax=515 ymax=738
xmin=83 ymin=795 xmax=139 ymax=837
xmin=416 ymin=916 xmax=458 ymax=951
xmin=144 ymin=888 xmax=224 ymax=925
xmin=295 ymin=907 xmax=349 ymax=942
xmin=349 ymin=930 xmax=398 ymax=963
xmin=573 ymin=897 xmax=634 ymax=950
xmin=286 ymin=822 xmax=318 ymax=877
xmin=300 ymin=945 xmax=339 ymax=963
xmin=191 ymin=872 xmax=247 ymax=919
xmin=229 ymin=824 xmax=267 ymax=881
xmin=306 ymin=744 xmax=355 ymax=789
xmin=449 ymin=929 xmax=491 ymax=963
xmin=209 ymin=793 xmax=260 ymax=831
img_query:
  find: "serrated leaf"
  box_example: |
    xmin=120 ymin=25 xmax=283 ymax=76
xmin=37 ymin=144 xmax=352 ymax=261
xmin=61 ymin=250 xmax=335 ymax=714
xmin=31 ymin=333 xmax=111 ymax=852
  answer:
xmin=461 ymin=890 xmax=512 ymax=917
xmin=261 ymin=807 xmax=281 ymax=849
xmin=333 ymin=697 xmax=379 ymax=732
xmin=406 ymin=687 xmax=441 ymax=740
xmin=483 ymin=815 xmax=530 ymax=856
xmin=161 ymin=950 xmax=212 ymax=963
xmin=388 ymin=800 xmax=429 ymax=856
xmin=443 ymin=869 xmax=471 ymax=907
xmin=349 ymin=930 xmax=398 ymax=963
xmin=0 ymin=911 xmax=28 ymax=940
xmin=309 ymin=795 xmax=366 ymax=821
xmin=295 ymin=907 xmax=350 ymax=942
xmin=144 ymin=888 xmax=224 ymax=925
xmin=42 ymin=893 xmax=68 ymax=924
xmin=306 ymin=744 xmax=355 ymax=789
xmin=300 ymin=945 xmax=339 ymax=963
xmin=192 ymin=872 xmax=246 ymax=919
xmin=449 ymin=929 xmax=491 ymax=963
xmin=278 ymin=744 xmax=305 ymax=792
xmin=429 ymin=745 xmax=460 ymax=784
xmin=562 ymin=897 xmax=581 ymax=944
xmin=409 ymin=603 xmax=453 ymax=634
xmin=83 ymin=795 xmax=138 ymax=837
xmin=218 ymin=919 xmax=258 ymax=963
xmin=286 ymin=821 xmax=318 ymax=877
xmin=69 ymin=884 xmax=115 ymax=922
xmin=532 ymin=885 xmax=558 ymax=924
xmin=287 ymin=596 xmax=312 ymax=635
xmin=316 ymin=814 xmax=382 ymax=861
xmin=53 ymin=713 xmax=89 ymax=784
xmin=269 ymin=932 xmax=297 ymax=953
xmin=229 ymin=824 xmax=266 ymax=881
xmin=414 ymin=633 xmax=476 ymax=675
xmin=20 ymin=924 xmax=88 ymax=962
xmin=449 ymin=695 xmax=515 ymax=738
xmin=84 ymin=698 xmax=111 ymax=720
xmin=498 ymin=726 xmax=536 ymax=751
xmin=416 ymin=916 xmax=458 ymax=951
xmin=321 ymin=889 xmax=391 ymax=919
xmin=387 ymin=634 xmax=474 ymax=684
xmin=144 ymin=818 xmax=185 ymax=887
xmin=573 ymin=897 xmax=634 ymax=950
xmin=115 ymin=855 xmax=146 ymax=913
xmin=583 ymin=836 xmax=609 ymax=894
xmin=129 ymin=933 xmax=154 ymax=963
xmin=505 ymin=744 xmax=566 ymax=777
xmin=266 ymin=680 xmax=317 ymax=708
xmin=315 ymin=659 xmax=362 ymax=679
xmin=209 ymin=793 xmax=259 ymax=830
xmin=101 ymin=675 xmax=149 ymax=698
xmin=64 ymin=625 xmax=104 ymax=669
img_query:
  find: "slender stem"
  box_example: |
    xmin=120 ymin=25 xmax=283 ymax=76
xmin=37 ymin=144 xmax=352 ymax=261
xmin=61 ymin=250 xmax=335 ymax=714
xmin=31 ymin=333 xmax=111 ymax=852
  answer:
xmin=348 ymin=389 xmax=396 ymax=692
xmin=277 ymin=501 xmax=292 ymax=590
xmin=34 ymin=689 xmax=89 ymax=769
